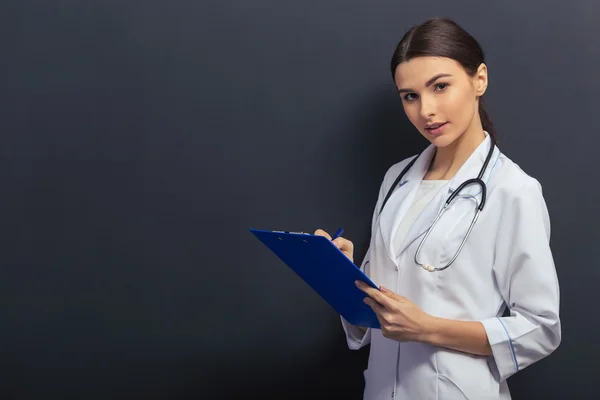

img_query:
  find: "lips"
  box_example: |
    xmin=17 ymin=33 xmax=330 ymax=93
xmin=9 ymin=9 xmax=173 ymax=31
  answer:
xmin=425 ymin=122 xmax=446 ymax=129
xmin=425 ymin=122 xmax=448 ymax=136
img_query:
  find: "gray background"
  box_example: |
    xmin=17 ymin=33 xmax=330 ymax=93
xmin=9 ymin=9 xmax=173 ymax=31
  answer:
xmin=1 ymin=0 xmax=598 ymax=398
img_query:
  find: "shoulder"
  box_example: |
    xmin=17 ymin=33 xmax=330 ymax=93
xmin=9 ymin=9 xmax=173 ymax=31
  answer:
xmin=490 ymin=151 xmax=548 ymax=211
xmin=489 ymin=150 xmax=554 ymax=241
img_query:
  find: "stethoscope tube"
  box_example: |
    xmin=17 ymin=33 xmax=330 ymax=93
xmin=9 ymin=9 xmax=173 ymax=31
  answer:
xmin=446 ymin=177 xmax=487 ymax=211
xmin=380 ymin=135 xmax=497 ymax=272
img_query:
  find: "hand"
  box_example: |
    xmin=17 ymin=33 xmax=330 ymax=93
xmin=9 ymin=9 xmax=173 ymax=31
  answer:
xmin=314 ymin=229 xmax=354 ymax=263
xmin=355 ymin=281 xmax=434 ymax=343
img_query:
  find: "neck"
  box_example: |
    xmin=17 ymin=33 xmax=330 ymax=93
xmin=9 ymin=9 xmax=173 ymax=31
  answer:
xmin=425 ymin=126 xmax=486 ymax=181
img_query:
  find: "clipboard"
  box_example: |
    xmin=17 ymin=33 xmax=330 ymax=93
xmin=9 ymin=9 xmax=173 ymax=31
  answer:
xmin=249 ymin=228 xmax=380 ymax=328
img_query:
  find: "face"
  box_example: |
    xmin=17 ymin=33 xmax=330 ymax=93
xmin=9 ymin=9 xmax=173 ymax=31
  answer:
xmin=393 ymin=56 xmax=488 ymax=148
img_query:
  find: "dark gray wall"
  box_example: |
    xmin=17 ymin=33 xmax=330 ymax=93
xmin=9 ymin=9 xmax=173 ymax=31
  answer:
xmin=1 ymin=0 xmax=598 ymax=399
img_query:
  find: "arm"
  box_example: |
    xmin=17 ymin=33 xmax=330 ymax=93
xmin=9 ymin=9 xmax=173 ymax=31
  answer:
xmin=424 ymin=179 xmax=560 ymax=366
xmin=422 ymin=318 xmax=491 ymax=356
xmin=478 ymin=179 xmax=561 ymax=381
xmin=358 ymin=179 xmax=560 ymax=370
xmin=359 ymin=283 xmax=492 ymax=356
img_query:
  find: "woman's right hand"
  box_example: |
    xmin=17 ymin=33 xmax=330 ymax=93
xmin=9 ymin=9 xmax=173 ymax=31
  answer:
xmin=314 ymin=229 xmax=354 ymax=263
xmin=314 ymin=229 xmax=366 ymax=333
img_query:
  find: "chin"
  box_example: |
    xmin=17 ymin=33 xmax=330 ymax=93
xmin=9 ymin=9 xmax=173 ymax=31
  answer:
xmin=423 ymin=133 xmax=456 ymax=148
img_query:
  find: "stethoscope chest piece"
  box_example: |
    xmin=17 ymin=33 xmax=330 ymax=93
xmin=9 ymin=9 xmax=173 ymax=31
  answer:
xmin=422 ymin=264 xmax=436 ymax=272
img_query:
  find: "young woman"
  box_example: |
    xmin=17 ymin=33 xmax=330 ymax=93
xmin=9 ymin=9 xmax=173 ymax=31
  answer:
xmin=315 ymin=18 xmax=561 ymax=399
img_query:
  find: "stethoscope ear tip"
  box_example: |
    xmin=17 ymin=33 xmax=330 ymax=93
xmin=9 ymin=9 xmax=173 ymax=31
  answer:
xmin=422 ymin=264 xmax=435 ymax=272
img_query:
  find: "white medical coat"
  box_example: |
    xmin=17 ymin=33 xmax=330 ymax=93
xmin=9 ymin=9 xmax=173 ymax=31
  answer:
xmin=341 ymin=134 xmax=561 ymax=399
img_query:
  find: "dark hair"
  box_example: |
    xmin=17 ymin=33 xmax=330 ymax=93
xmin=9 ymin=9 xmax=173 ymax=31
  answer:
xmin=390 ymin=18 xmax=497 ymax=142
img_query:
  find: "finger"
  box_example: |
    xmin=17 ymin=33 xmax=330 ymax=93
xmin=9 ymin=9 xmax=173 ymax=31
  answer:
xmin=363 ymin=296 xmax=387 ymax=316
xmin=380 ymin=286 xmax=405 ymax=301
xmin=356 ymin=281 xmax=396 ymax=309
xmin=332 ymin=237 xmax=354 ymax=252
xmin=355 ymin=281 xmax=379 ymax=296
xmin=313 ymin=229 xmax=332 ymax=240
xmin=333 ymin=237 xmax=354 ymax=262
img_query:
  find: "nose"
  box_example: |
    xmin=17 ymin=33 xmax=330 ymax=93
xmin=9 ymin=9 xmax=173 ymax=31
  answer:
xmin=419 ymin=94 xmax=436 ymax=120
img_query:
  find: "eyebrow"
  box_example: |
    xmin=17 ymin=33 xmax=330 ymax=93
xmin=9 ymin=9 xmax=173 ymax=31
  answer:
xmin=397 ymin=73 xmax=453 ymax=93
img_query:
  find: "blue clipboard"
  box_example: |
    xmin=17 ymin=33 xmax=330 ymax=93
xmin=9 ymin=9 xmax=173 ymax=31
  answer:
xmin=249 ymin=228 xmax=381 ymax=328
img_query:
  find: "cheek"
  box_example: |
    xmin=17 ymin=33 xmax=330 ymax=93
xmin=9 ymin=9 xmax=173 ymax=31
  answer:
xmin=443 ymin=89 xmax=475 ymax=123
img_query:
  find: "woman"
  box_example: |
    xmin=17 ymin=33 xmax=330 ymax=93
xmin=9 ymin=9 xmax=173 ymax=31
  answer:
xmin=315 ymin=18 xmax=561 ymax=399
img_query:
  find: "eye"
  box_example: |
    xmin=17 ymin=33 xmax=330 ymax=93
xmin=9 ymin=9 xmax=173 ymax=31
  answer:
xmin=435 ymin=82 xmax=449 ymax=91
xmin=403 ymin=93 xmax=418 ymax=101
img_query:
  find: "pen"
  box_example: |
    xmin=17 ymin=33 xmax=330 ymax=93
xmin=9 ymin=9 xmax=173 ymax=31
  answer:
xmin=332 ymin=228 xmax=344 ymax=240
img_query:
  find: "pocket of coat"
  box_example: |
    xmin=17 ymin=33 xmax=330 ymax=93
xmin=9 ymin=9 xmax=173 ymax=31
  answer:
xmin=437 ymin=374 xmax=469 ymax=400
xmin=436 ymin=350 xmax=499 ymax=399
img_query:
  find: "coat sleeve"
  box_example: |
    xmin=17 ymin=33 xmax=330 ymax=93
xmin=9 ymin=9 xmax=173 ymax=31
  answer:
xmin=480 ymin=178 xmax=561 ymax=382
xmin=341 ymin=247 xmax=373 ymax=349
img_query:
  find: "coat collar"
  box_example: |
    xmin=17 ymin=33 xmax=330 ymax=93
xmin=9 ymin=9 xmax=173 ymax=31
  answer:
xmin=447 ymin=132 xmax=499 ymax=195
xmin=400 ymin=131 xmax=499 ymax=191
xmin=406 ymin=132 xmax=499 ymax=194
xmin=377 ymin=132 xmax=500 ymax=265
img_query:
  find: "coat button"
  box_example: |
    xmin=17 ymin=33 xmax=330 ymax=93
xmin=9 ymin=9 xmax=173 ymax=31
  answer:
xmin=395 ymin=266 xmax=398 ymax=271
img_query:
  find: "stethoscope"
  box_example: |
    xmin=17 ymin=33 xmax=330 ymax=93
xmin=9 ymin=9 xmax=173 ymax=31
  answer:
xmin=378 ymin=136 xmax=497 ymax=272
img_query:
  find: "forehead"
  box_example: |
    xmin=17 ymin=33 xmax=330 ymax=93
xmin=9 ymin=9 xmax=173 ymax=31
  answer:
xmin=394 ymin=56 xmax=466 ymax=87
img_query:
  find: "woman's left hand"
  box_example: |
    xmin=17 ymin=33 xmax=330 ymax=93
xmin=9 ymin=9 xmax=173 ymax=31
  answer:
xmin=356 ymin=281 xmax=434 ymax=343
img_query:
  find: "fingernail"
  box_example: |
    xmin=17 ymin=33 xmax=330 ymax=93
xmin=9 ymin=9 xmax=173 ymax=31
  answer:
xmin=355 ymin=280 xmax=360 ymax=286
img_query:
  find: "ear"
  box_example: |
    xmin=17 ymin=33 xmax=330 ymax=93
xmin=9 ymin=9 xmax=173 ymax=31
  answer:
xmin=474 ymin=63 xmax=488 ymax=97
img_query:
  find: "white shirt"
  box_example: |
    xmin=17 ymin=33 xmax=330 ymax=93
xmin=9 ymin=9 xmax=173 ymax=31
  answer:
xmin=393 ymin=180 xmax=448 ymax=264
